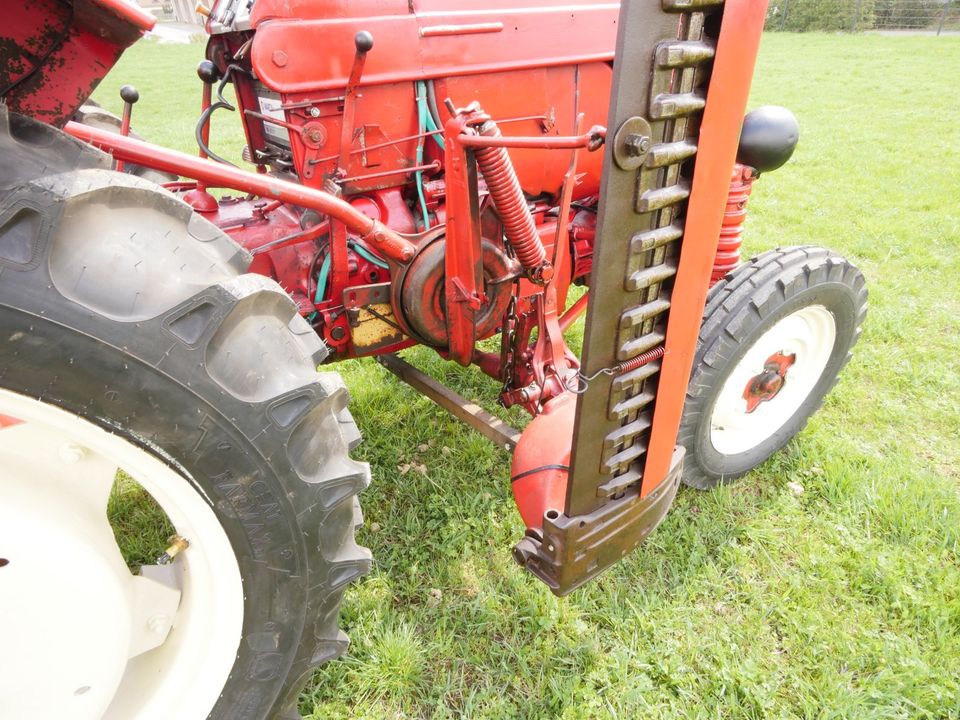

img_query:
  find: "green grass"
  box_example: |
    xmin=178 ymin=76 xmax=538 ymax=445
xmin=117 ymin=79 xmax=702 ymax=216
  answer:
xmin=94 ymin=33 xmax=960 ymax=718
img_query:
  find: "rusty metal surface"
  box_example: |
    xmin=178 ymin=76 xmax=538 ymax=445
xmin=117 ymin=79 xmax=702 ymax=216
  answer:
xmin=378 ymin=354 xmax=521 ymax=450
xmin=565 ymin=0 xmax=724 ymax=517
xmin=1 ymin=0 xmax=153 ymax=126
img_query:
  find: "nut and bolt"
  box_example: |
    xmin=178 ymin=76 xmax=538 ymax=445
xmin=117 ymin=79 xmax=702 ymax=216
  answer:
xmin=59 ymin=443 xmax=86 ymax=464
xmin=623 ymin=133 xmax=651 ymax=157
xmin=147 ymin=614 xmax=171 ymax=636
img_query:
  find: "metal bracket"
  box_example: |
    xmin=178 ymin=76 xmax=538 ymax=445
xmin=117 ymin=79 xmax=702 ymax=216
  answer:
xmin=612 ymin=116 xmax=653 ymax=171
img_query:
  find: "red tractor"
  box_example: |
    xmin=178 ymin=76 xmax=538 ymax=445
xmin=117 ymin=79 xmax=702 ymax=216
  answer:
xmin=0 ymin=0 xmax=866 ymax=717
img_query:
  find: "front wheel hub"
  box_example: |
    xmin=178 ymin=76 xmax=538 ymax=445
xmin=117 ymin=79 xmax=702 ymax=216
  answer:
xmin=709 ymin=305 xmax=837 ymax=456
xmin=743 ymin=351 xmax=796 ymax=412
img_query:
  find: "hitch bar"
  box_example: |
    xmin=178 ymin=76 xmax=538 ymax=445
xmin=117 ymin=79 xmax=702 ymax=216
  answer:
xmin=378 ymin=354 xmax=521 ymax=450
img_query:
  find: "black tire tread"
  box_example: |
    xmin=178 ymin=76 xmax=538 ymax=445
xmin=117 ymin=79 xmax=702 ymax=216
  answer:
xmin=0 ymin=108 xmax=368 ymax=719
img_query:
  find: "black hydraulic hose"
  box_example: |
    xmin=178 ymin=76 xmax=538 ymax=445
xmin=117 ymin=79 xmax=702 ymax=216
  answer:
xmin=194 ymin=65 xmax=245 ymax=167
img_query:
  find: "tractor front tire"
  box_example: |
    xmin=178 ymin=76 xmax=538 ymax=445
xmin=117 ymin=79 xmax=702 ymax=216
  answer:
xmin=678 ymin=246 xmax=867 ymax=490
xmin=0 ymin=110 xmax=369 ymax=719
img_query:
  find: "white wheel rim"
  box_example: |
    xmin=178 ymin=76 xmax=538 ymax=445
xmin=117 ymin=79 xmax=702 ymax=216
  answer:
xmin=709 ymin=304 xmax=837 ymax=456
xmin=0 ymin=388 xmax=243 ymax=720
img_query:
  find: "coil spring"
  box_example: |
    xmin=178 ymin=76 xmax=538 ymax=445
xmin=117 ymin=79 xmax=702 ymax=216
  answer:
xmin=567 ymin=345 xmax=665 ymax=394
xmin=712 ymin=164 xmax=756 ymax=285
xmin=614 ymin=345 xmax=665 ymax=375
xmin=471 ymin=120 xmax=549 ymax=280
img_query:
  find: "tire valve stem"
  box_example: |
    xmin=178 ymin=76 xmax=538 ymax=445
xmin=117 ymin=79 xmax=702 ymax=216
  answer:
xmin=157 ymin=534 xmax=190 ymax=565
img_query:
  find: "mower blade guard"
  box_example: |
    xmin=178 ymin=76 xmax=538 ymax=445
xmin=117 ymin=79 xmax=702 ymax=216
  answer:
xmin=514 ymin=0 xmax=770 ymax=595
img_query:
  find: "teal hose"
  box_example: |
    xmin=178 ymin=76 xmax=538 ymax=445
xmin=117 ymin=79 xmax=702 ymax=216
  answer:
xmin=349 ymin=241 xmax=389 ymax=269
xmin=424 ymin=109 xmax=444 ymax=150
xmin=313 ymin=241 xmax=385 ymax=311
xmin=415 ymin=81 xmax=431 ymax=230
xmin=313 ymin=253 xmax=331 ymax=306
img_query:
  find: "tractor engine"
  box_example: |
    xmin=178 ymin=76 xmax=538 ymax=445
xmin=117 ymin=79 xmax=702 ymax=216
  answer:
xmin=188 ymin=0 xmax=612 ymax=369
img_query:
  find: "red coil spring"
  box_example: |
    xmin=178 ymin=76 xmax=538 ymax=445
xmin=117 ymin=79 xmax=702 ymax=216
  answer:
xmin=712 ymin=163 xmax=757 ymax=285
xmin=615 ymin=345 xmax=665 ymax=375
xmin=472 ymin=120 xmax=549 ymax=279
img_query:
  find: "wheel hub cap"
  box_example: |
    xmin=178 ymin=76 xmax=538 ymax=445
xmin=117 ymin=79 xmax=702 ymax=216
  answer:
xmin=742 ymin=351 xmax=796 ymax=412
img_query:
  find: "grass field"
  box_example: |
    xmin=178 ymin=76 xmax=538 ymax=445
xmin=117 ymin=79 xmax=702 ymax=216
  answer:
xmin=94 ymin=32 xmax=960 ymax=718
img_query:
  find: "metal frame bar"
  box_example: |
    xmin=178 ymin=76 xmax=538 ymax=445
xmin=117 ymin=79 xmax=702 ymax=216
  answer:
xmin=63 ymin=121 xmax=417 ymax=263
xmin=378 ymin=354 xmax=521 ymax=450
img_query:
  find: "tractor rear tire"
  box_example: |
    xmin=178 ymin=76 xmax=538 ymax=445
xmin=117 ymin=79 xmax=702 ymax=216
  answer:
xmin=678 ymin=246 xmax=867 ymax=490
xmin=0 ymin=109 xmax=369 ymax=719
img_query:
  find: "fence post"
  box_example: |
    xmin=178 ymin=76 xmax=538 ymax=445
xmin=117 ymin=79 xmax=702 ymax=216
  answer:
xmin=851 ymin=0 xmax=863 ymax=31
xmin=938 ymin=4 xmax=948 ymax=35
xmin=780 ymin=0 xmax=790 ymax=30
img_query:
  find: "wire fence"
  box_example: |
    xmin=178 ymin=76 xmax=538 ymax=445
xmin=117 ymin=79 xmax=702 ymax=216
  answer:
xmin=766 ymin=0 xmax=960 ymax=32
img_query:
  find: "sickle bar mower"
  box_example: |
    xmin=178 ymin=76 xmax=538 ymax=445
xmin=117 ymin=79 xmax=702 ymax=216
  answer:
xmin=60 ymin=0 xmax=770 ymax=596
xmin=0 ymin=0 xmax=870 ymax=714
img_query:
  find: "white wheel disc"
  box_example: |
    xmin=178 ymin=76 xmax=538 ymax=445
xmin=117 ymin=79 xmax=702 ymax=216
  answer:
xmin=0 ymin=388 xmax=244 ymax=720
xmin=709 ymin=304 xmax=837 ymax=456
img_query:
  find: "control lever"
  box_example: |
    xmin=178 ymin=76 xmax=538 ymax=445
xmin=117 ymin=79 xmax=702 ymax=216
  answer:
xmin=337 ymin=31 xmax=375 ymax=174
xmin=183 ymin=60 xmax=224 ymax=212
xmin=115 ymin=84 xmax=139 ymax=172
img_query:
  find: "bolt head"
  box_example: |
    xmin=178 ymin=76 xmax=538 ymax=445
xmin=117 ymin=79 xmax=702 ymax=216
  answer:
xmin=272 ymin=49 xmax=288 ymax=67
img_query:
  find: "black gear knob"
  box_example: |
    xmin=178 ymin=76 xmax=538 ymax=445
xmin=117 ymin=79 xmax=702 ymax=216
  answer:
xmin=354 ymin=30 xmax=374 ymax=53
xmin=196 ymin=60 xmax=222 ymax=85
xmin=119 ymin=84 xmax=139 ymax=104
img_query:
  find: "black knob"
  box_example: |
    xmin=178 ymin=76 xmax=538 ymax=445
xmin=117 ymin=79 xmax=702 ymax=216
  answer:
xmin=354 ymin=31 xmax=374 ymax=53
xmin=196 ymin=60 xmax=222 ymax=85
xmin=119 ymin=85 xmax=139 ymax=104
xmin=737 ymin=106 xmax=800 ymax=174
